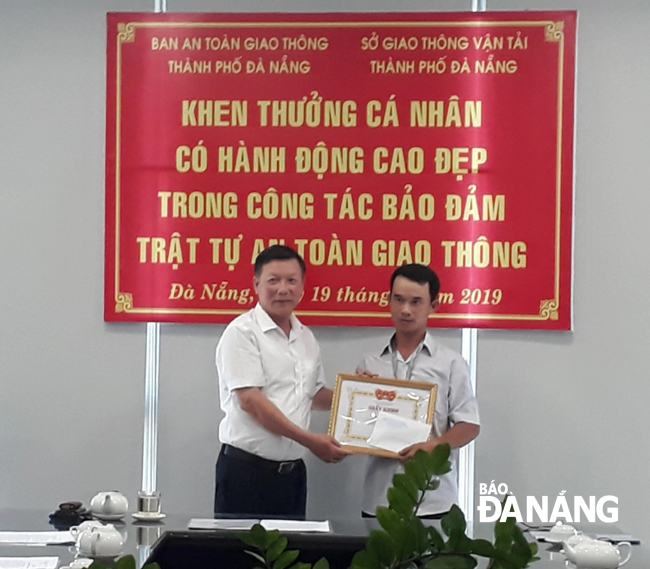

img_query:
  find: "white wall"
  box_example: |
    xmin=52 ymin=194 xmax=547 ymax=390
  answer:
xmin=1 ymin=0 xmax=648 ymax=542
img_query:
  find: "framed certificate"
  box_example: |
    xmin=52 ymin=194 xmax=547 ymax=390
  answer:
xmin=327 ymin=374 xmax=437 ymax=458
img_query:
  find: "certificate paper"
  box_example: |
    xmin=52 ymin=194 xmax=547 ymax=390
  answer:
xmin=368 ymin=412 xmax=431 ymax=454
xmin=328 ymin=374 xmax=436 ymax=457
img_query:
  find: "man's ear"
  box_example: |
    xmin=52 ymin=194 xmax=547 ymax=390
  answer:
xmin=431 ymin=296 xmax=441 ymax=313
xmin=253 ymin=275 xmax=259 ymax=293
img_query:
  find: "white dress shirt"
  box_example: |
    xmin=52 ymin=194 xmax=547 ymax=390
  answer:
xmin=216 ymin=303 xmax=325 ymax=461
xmin=357 ymin=332 xmax=480 ymax=515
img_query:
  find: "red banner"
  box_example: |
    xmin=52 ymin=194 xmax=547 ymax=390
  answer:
xmin=105 ymin=12 xmax=576 ymax=329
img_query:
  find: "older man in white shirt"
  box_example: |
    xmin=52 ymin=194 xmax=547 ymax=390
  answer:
xmin=215 ymin=245 xmax=346 ymax=518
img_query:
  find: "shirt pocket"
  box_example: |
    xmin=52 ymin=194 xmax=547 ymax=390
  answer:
xmin=300 ymin=361 xmax=322 ymax=398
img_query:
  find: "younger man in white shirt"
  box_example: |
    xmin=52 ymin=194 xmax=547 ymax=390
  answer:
xmin=357 ymin=264 xmax=480 ymax=518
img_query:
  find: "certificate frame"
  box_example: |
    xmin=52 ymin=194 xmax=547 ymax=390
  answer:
xmin=328 ymin=373 xmax=437 ymax=458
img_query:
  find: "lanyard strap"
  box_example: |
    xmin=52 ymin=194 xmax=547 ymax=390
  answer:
xmin=391 ymin=338 xmax=425 ymax=380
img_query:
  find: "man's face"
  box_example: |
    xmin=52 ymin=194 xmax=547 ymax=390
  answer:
xmin=389 ymin=275 xmax=439 ymax=336
xmin=254 ymin=259 xmax=305 ymax=323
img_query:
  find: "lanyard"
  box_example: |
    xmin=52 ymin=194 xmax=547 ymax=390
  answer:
xmin=391 ymin=337 xmax=425 ymax=380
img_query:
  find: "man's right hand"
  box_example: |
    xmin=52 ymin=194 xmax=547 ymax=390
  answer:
xmin=307 ymin=434 xmax=348 ymax=463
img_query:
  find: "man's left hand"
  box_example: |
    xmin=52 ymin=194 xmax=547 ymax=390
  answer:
xmin=398 ymin=439 xmax=438 ymax=462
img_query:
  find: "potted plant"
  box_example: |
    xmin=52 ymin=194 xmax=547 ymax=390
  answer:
xmin=240 ymin=444 xmax=538 ymax=569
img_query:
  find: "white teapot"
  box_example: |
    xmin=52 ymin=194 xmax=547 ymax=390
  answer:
xmin=564 ymin=532 xmax=597 ymax=547
xmin=70 ymin=520 xmax=105 ymax=539
xmin=74 ymin=524 xmax=124 ymax=558
xmin=563 ymin=538 xmax=632 ymax=569
xmin=546 ymin=522 xmax=577 ymax=542
xmin=89 ymin=491 xmax=128 ymax=519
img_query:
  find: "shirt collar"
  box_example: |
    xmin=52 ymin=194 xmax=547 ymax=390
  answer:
xmin=381 ymin=331 xmax=434 ymax=358
xmin=254 ymin=302 xmax=303 ymax=335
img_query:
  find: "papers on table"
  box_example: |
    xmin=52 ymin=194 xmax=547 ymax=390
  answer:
xmin=188 ymin=519 xmax=331 ymax=533
xmin=0 ymin=558 xmax=59 ymax=569
xmin=367 ymin=412 xmax=431 ymax=454
xmin=189 ymin=519 xmax=257 ymax=531
xmin=0 ymin=532 xmax=73 ymax=545
xmin=261 ymin=520 xmax=330 ymax=533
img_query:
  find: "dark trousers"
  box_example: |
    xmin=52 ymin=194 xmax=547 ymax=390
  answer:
xmin=214 ymin=445 xmax=307 ymax=519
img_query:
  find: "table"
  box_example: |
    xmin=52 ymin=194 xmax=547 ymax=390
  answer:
xmin=0 ymin=508 xmax=645 ymax=568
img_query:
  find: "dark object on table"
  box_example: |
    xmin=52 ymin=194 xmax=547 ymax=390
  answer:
xmin=146 ymin=530 xmax=367 ymax=569
xmin=49 ymin=501 xmax=93 ymax=529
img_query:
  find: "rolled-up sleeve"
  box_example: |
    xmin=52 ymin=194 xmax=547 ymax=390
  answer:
xmin=448 ymin=357 xmax=480 ymax=427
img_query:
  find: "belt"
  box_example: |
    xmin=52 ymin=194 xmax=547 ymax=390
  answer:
xmin=222 ymin=444 xmax=302 ymax=474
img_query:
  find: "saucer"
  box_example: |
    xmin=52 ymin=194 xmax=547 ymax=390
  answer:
xmin=93 ymin=513 xmax=126 ymax=521
xmin=132 ymin=512 xmax=166 ymax=521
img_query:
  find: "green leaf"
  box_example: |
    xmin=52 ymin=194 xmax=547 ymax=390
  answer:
xmin=425 ymin=444 xmax=452 ymax=477
xmin=393 ymin=522 xmax=418 ymax=559
xmin=273 ymin=550 xmax=300 ymax=569
xmin=312 ymin=557 xmax=330 ymax=569
xmin=393 ymin=473 xmax=419 ymax=503
xmin=238 ymin=531 xmax=262 ymax=548
xmin=143 ymin=564 xmax=161 ymax=569
xmin=425 ymin=554 xmax=477 ymax=569
xmin=493 ymin=520 xmax=511 ymax=550
xmin=251 ymin=523 xmax=271 ymax=549
xmin=407 ymin=516 xmax=429 ymax=554
xmin=427 ymin=526 xmax=445 ymax=552
xmin=112 ymin=557 xmax=136 ymax=569
xmin=426 ymin=478 xmax=441 ymax=492
xmin=290 ymin=563 xmax=312 ymax=569
xmin=431 ymin=442 xmax=451 ymax=464
xmin=88 ymin=562 xmax=107 ymax=569
xmin=469 ymin=539 xmax=496 ymax=557
xmin=511 ymin=526 xmax=529 ymax=550
xmin=404 ymin=454 xmax=428 ymax=489
xmin=266 ymin=537 xmax=289 ymax=562
xmin=350 ymin=550 xmax=379 ymax=569
xmin=245 ymin=550 xmax=268 ymax=565
xmin=376 ymin=506 xmax=403 ymax=536
xmin=267 ymin=531 xmax=281 ymax=546
xmin=367 ymin=530 xmax=396 ymax=567
xmin=441 ymin=505 xmax=467 ymax=537
xmin=457 ymin=534 xmax=474 ymax=554
xmin=387 ymin=485 xmax=416 ymax=518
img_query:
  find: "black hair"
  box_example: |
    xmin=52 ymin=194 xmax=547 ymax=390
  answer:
xmin=390 ymin=264 xmax=441 ymax=302
xmin=254 ymin=244 xmax=306 ymax=277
